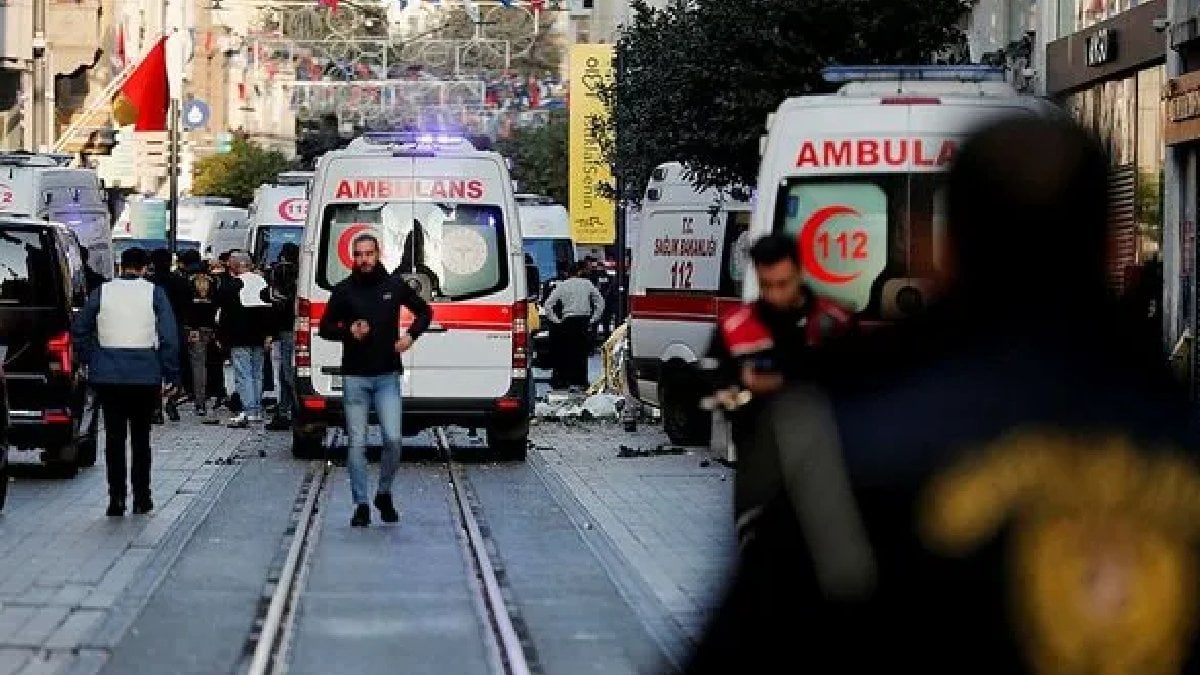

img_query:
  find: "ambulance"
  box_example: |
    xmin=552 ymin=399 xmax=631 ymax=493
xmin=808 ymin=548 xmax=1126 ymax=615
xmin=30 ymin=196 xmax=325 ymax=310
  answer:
xmin=627 ymin=162 xmax=753 ymax=445
xmin=248 ymin=171 xmax=311 ymax=267
xmin=294 ymin=132 xmax=531 ymax=460
xmin=0 ymin=152 xmax=114 ymax=280
xmin=747 ymin=65 xmax=1062 ymax=318
xmin=516 ymin=193 xmax=573 ymax=285
xmin=701 ymin=65 xmax=1062 ymax=459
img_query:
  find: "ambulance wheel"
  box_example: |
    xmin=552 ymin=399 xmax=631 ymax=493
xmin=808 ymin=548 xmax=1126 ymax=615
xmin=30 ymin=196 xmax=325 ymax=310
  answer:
xmin=661 ymin=368 xmax=711 ymax=447
xmin=489 ymin=422 xmax=529 ymax=462
xmin=292 ymin=427 xmax=325 ymax=460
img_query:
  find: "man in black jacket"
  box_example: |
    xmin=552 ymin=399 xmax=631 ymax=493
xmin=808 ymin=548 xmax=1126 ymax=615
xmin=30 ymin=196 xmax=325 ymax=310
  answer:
xmin=318 ymin=233 xmax=432 ymax=527
xmin=265 ymin=243 xmax=300 ymax=431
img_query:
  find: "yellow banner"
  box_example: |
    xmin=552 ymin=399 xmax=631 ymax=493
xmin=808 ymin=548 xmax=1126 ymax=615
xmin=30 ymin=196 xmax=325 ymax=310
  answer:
xmin=568 ymin=44 xmax=616 ymax=246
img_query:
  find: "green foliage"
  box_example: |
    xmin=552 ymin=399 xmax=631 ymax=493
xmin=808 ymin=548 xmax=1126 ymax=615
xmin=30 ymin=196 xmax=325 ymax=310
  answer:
xmin=594 ymin=0 xmax=975 ymax=203
xmin=496 ymin=111 xmax=569 ymax=206
xmin=191 ymin=137 xmax=291 ymax=207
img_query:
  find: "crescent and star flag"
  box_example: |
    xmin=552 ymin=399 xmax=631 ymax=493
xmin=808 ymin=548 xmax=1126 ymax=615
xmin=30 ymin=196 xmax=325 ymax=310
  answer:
xmin=111 ymin=36 xmax=169 ymax=131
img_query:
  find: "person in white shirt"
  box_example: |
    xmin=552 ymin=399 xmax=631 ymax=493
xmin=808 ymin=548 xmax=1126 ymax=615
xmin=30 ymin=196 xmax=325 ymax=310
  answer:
xmin=543 ymin=261 xmax=605 ymax=390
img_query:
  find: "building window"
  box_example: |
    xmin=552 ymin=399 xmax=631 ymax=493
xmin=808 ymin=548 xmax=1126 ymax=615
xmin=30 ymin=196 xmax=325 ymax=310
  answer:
xmin=1058 ymin=0 xmax=1147 ymax=36
xmin=1135 ymin=65 xmax=1164 ymax=262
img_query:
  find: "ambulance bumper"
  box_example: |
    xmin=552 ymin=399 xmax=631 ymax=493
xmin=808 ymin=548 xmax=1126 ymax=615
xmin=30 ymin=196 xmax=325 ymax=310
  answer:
xmin=293 ymin=377 xmax=531 ymax=434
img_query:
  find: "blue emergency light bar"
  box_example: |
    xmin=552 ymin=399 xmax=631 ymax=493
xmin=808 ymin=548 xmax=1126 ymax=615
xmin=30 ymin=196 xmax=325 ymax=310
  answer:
xmin=821 ymin=65 xmax=1007 ymax=83
xmin=358 ymin=131 xmax=476 ymax=149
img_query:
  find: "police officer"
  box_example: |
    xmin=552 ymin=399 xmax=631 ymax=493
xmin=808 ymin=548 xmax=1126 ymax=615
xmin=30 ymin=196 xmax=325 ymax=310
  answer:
xmin=686 ymin=117 xmax=1200 ymax=673
xmin=702 ymin=233 xmax=853 ymax=538
xmin=73 ymin=247 xmax=181 ymax=517
xmin=543 ymin=261 xmax=605 ymax=390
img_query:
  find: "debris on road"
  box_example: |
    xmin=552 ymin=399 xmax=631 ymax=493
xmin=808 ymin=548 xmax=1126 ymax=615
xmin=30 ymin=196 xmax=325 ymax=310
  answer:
xmin=616 ymin=444 xmax=688 ymax=458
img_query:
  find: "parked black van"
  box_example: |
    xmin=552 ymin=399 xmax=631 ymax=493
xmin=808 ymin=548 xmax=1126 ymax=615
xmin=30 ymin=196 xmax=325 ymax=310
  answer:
xmin=0 ymin=216 xmax=97 ymax=476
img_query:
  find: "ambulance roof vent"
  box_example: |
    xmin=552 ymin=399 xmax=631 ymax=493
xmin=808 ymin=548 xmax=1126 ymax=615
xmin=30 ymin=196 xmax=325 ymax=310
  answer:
xmin=0 ymin=151 xmax=73 ymax=167
xmin=181 ymin=196 xmax=233 ymax=206
xmin=275 ymin=171 xmax=313 ymax=186
xmin=352 ymin=132 xmax=477 ymax=152
xmin=821 ymin=65 xmax=1006 ymax=84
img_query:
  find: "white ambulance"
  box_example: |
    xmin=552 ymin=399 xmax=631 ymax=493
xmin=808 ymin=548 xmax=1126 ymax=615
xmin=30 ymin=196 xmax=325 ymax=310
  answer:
xmin=748 ymin=65 xmax=1062 ymax=316
xmin=627 ymin=161 xmax=753 ymax=445
xmin=0 ymin=152 xmax=114 ymax=280
xmin=516 ymin=193 xmax=573 ymax=284
xmin=294 ymin=132 xmax=531 ymax=460
xmin=248 ymin=171 xmax=311 ymax=267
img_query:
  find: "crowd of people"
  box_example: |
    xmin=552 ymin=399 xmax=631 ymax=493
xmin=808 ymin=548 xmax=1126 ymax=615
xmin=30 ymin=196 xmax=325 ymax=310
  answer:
xmin=73 ymin=243 xmax=301 ymax=516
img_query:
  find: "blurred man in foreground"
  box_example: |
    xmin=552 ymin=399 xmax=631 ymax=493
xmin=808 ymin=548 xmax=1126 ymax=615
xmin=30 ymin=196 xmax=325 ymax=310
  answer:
xmin=686 ymin=117 xmax=1200 ymax=673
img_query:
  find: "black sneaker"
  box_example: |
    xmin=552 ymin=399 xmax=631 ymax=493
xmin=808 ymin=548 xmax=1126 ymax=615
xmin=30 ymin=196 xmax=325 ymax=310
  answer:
xmin=165 ymin=401 xmax=180 ymax=423
xmin=196 ymin=404 xmax=207 ymax=417
xmin=132 ymin=497 xmax=153 ymax=515
xmin=351 ymin=504 xmax=370 ymax=527
xmin=265 ymin=416 xmax=291 ymax=431
xmin=106 ymin=498 xmax=125 ymax=517
xmin=374 ymin=493 xmax=399 ymax=523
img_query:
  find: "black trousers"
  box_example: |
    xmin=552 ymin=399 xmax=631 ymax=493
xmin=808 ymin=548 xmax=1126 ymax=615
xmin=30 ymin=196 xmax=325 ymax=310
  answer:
xmin=95 ymin=384 xmax=159 ymax=501
xmin=551 ymin=316 xmax=592 ymax=389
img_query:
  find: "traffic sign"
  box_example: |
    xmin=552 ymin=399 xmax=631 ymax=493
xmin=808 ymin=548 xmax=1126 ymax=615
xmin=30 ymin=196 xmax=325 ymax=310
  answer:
xmin=182 ymin=99 xmax=211 ymax=130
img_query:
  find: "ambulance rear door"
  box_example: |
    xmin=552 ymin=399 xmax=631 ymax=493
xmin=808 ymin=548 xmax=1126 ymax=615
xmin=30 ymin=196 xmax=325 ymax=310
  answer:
xmin=399 ymin=156 xmax=516 ymax=401
xmin=310 ymin=157 xmax=418 ymax=399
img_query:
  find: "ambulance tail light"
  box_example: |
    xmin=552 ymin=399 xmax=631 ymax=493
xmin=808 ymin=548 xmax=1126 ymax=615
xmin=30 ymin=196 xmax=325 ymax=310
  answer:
xmin=881 ymin=96 xmax=942 ymax=105
xmin=512 ymin=300 xmax=528 ymax=372
xmin=295 ymin=298 xmax=312 ymax=371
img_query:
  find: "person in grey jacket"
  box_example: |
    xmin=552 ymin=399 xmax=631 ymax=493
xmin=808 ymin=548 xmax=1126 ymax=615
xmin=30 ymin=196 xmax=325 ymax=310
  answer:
xmin=73 ymin=247 xmax=181 ymax=517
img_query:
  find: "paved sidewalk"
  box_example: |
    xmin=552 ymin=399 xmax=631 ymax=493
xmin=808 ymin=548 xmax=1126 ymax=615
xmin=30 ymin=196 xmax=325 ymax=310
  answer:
xmin=530 ymin=420 xmax=735 ymax=648
xmin=0 ymin=417 xmax=256 ymax=675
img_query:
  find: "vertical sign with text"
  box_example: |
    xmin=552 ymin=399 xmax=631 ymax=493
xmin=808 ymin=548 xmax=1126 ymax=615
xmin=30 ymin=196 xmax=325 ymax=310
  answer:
xmin=568 ymin=44 xmax=616 ymax=246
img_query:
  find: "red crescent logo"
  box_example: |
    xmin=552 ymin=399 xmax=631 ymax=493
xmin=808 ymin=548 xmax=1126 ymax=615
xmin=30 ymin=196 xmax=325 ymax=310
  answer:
xmin=799 ymin=204 xmax=862 ymax=284
xmin=337 ymin=224 xmax=375 ymax=269
xmin=278 ymin=198 xmax=307 ymax=222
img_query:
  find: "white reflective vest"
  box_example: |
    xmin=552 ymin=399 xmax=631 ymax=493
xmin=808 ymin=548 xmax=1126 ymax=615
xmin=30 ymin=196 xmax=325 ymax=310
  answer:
xmin=98 ymin=278 xmax=158 ymax=349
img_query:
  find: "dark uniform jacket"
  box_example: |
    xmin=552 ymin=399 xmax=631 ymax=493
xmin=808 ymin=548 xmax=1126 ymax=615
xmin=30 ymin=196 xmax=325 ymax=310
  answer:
xmin=687 ymin=298 xmax=1200 ymax=674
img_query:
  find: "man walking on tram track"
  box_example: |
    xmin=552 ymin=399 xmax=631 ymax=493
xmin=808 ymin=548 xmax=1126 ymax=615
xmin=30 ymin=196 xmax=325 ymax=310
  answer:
xmin=318 ymin=233 xmax=433 ymax=528
xmin=73 ymin=247 xmax=181 ymax=517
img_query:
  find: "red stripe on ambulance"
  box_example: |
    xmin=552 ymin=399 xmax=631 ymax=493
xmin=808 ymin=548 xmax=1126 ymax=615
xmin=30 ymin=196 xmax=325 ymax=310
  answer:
xmin=306 ymin=301 xmax=511 ymax=331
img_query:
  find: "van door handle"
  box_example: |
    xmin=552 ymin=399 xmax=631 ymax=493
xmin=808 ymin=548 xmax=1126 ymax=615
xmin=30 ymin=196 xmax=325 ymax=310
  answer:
xmin=425 ymin=324 xmax=449 ymax=333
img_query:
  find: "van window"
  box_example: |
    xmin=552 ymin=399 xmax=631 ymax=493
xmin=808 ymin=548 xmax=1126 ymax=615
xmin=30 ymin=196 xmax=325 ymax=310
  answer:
xmin=774 ymin=174 xmax=945 ymax=314
xmin=524 ymin=238 xmax=573 ymax=281
xmin=318 ymin=202 xmax=509 ymax=301
xmin=254 ymin=225 xmax=304 ymax=267
xmin=0 ymin=228 xmax=62 ymax=306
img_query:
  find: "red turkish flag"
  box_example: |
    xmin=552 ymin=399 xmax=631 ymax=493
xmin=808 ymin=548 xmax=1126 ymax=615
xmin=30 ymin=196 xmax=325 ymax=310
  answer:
xmin=113 ymin=36 xmax=169 ymax=131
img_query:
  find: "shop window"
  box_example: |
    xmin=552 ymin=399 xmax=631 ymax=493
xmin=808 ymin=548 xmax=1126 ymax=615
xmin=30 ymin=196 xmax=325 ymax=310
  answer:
xmin=1135 ymin=65 xmax=1165 ymax=263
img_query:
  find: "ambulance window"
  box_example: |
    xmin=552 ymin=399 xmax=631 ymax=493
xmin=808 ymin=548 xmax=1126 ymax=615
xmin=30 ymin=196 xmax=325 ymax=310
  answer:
xmin=318 ymin=203 xmax=508 ymax=300
xmin=775 ymin=180 xmax=893 ymax=312
xmin=718 ymin=211 xmax=751 ymax=297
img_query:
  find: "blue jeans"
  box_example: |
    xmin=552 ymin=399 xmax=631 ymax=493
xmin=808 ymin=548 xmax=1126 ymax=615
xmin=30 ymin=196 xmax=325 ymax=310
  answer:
xmin=343 ymin=373 xmax=404 ymax=506
xmin=231 ymin=346 xmax=265 ymax=417
xmin=275 ymin=332 xmax=295 ymax=418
